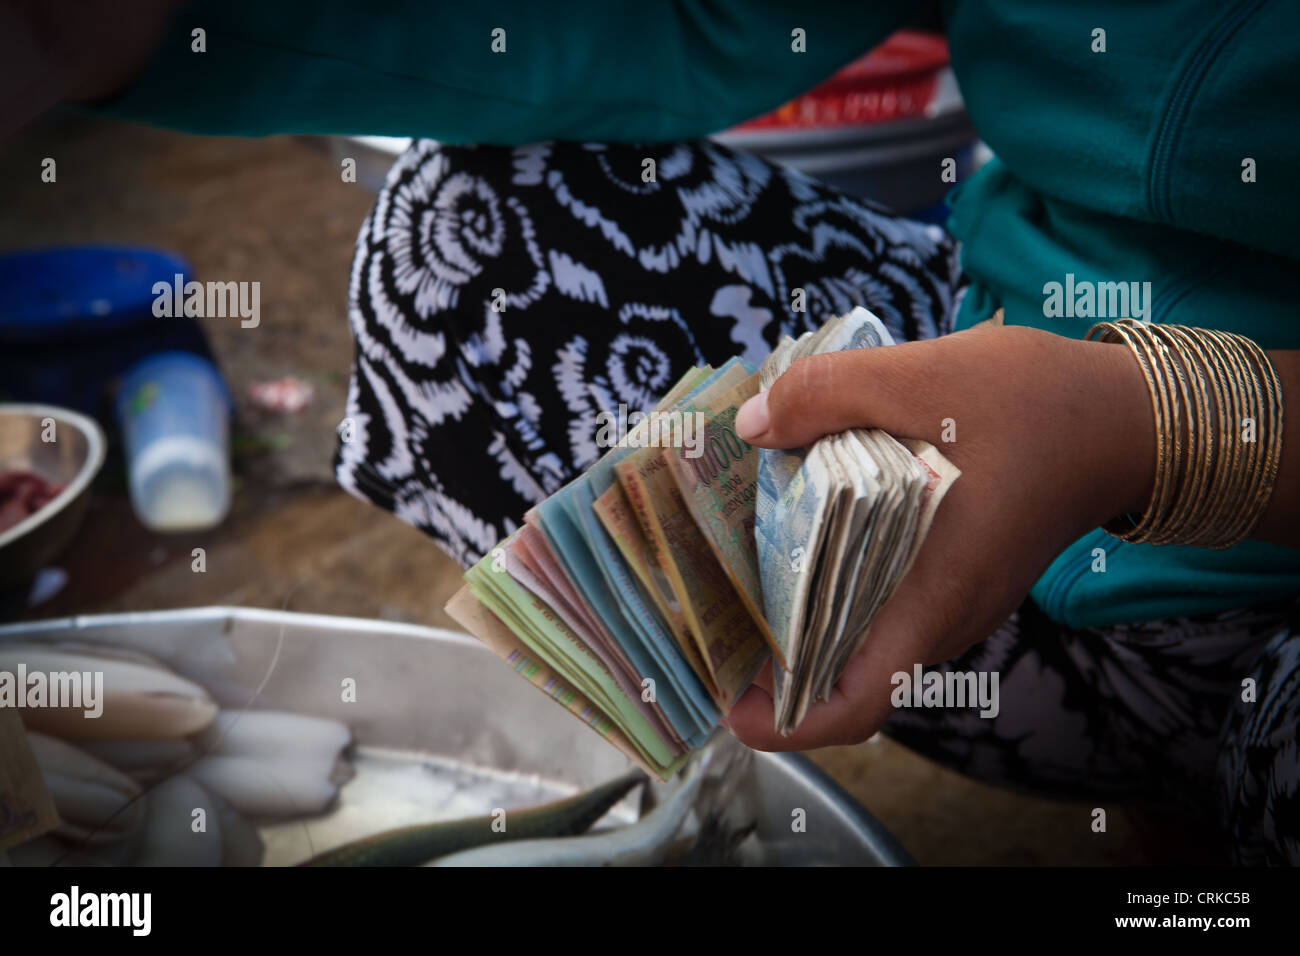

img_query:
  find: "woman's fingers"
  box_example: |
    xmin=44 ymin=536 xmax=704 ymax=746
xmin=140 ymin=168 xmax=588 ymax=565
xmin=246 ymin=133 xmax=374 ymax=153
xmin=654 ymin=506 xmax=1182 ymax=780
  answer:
xmin=725 ymin=567 xmax=941 ymax=752
xmin=725 ymin=603 xmax=928 ymax=751
xmin=724 ymin=470 xmax=1005 ymax=752
xmin=724 ymin=653 xmax=887 ymax=751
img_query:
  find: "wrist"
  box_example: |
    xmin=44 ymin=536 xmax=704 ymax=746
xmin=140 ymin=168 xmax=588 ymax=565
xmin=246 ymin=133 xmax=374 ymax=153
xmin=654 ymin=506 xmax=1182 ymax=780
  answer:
xmin=1077 ymin=336 xmax=1157 ymax=522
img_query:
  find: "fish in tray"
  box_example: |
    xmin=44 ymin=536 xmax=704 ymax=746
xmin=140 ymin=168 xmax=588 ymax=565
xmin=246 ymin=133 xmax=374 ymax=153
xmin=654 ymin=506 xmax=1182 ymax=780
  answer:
xmin=306 ymin=738 xmax=754 ymax=867
xmin=428 ymin=738 xmax=754 ymax=867
xmin=428 ymin=759 xmax=701 ymax=867
xmin=300 ymin=769 xmax=646 ymax=866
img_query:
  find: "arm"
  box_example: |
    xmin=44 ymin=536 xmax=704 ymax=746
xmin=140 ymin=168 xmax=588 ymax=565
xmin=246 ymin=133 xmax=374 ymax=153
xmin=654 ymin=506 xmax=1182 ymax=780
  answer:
xmin=739 ymin=330 xmax=1300 ymax=545
xmin=725 ymin=323 xmax=1300 ymax=751
xmin=0 ymin=0 xmax=180 ymax=137
xmin=56 ymin=1 xmax=911 ymax=141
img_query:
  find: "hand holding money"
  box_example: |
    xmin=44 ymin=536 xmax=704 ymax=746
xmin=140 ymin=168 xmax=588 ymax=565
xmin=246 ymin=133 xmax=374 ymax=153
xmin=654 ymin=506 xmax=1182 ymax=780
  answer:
xmin=725 ymin=322 xmax=1158 ymax=751
xmin=446 ymin=311 xmax=1155 ymax=772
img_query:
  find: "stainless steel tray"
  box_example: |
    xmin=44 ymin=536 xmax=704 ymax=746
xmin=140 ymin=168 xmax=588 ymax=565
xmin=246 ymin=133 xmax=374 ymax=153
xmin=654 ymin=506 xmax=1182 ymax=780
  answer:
xmin=0 ymin=607 xmax=910 ymax=866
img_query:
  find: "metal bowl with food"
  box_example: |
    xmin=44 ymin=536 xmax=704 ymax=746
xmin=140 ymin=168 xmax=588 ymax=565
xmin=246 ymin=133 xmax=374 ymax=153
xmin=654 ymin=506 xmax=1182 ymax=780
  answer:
xmin=0 ymin=607 xmax=912 ymax=866
xmin=0 ymin=404 xmax=106 ymax=591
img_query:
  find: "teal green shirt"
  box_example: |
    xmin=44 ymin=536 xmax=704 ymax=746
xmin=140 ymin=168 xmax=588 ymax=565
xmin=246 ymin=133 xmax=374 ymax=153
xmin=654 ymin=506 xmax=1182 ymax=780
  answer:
xmin=94 ymin=0 xmax=1300 ymax=628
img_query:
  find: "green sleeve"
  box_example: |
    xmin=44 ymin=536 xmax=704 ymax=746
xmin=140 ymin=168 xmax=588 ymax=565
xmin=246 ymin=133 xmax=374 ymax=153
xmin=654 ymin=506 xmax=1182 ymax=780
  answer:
xmin=91 ymin=2 xmax=912 ymax=142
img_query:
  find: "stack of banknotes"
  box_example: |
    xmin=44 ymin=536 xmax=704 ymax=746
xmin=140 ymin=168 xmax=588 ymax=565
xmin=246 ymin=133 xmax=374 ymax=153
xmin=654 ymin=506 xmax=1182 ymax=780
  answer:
xmin=446 ymin=307 xmax=958 ymax=778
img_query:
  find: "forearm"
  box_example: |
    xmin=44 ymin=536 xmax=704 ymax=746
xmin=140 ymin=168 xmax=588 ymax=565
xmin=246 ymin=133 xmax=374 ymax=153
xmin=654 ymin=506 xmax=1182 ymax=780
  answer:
xmin=0 ymin=4 xmax=68 ymax=138
xmin=1 ymin=0 xmax=179 ymax=137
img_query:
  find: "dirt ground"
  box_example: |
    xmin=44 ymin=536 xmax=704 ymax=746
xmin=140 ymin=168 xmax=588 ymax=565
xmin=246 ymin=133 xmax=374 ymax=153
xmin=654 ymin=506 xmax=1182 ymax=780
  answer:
xmin=1 ymin=111 xmax=1213 ymax=865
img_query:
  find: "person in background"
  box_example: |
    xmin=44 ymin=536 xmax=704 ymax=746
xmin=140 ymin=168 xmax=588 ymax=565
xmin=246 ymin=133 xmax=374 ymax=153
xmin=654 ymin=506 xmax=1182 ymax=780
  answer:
xmin=9 ymin=1 xmax=1299 ymax=864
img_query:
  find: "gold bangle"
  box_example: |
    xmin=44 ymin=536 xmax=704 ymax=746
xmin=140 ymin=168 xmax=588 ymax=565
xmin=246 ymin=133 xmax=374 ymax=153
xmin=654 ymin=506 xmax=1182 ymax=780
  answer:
xmin=1084 ymin=319 xmax=1284 ymax=549
xmin=1147 ymin=324 xmax=1199 ymax=543
xmin=1088 ymin=321 xmax=1166 ymax=541
xmin=1139 ymin=326 xmax=1182 ymax=542
xmin=1162 ymin=325 xmax=1224 ymax=544
xmin=1204 ymin=328 xmax=1257 ymax=544
xmin=1231 ymin=331 xmax=1284 ymax=538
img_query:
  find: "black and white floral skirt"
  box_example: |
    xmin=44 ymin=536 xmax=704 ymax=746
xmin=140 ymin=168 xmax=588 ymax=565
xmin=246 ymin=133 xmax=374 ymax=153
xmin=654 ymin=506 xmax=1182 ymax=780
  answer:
xmin=336 ymin=139 xmax=1299 ymax=865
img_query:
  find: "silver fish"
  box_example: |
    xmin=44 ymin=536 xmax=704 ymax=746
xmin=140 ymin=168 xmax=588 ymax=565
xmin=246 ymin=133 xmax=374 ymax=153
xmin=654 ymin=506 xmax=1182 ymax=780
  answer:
xmin=428 ymin=756 xmax=709 ymax=867
xmin=300 ymin=768 xmax=645 ymax=866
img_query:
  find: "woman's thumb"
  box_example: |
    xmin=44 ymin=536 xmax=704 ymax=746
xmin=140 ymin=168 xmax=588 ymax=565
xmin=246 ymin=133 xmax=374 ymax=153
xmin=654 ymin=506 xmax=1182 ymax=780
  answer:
xmin=735 ymin=350 xmax=898 ymax=449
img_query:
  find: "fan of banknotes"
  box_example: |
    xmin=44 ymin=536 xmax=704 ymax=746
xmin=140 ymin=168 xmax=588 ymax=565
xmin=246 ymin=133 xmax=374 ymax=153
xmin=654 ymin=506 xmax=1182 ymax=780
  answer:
xmin=446 ymin=307 xmax=958 ymax=778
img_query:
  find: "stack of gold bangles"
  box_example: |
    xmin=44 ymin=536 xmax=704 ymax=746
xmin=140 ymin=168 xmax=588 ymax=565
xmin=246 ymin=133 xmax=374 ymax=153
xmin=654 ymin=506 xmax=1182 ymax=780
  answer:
xmin=1085 ymin=318 xmax=1284 ymax=549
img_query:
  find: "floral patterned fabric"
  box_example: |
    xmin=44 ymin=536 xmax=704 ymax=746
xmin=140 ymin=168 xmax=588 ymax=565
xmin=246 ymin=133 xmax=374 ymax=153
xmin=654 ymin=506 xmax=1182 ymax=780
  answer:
xmin=335 ymin=140 xmax=960 ymax=566
xmin=885 ymin=596 xmax=1300 ymax=864
xmin=336 ymin=139 xmax=1298 ymax=865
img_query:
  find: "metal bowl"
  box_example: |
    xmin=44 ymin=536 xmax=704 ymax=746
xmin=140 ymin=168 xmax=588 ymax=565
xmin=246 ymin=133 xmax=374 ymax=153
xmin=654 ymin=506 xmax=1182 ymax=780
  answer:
xmin=0 ymin=404 xmax=106 ymax=591
xmin=0 ymin=606 xmax=912 ymax=865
